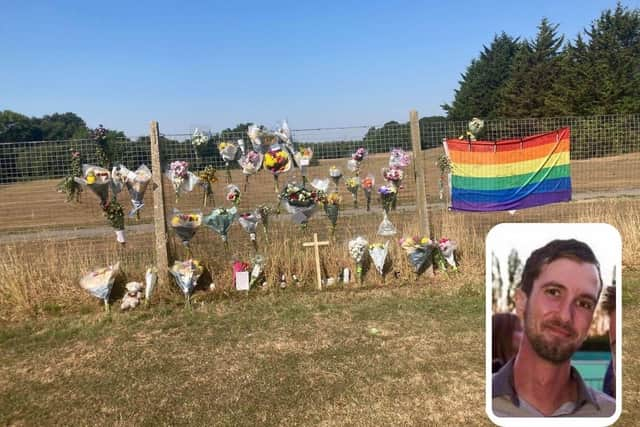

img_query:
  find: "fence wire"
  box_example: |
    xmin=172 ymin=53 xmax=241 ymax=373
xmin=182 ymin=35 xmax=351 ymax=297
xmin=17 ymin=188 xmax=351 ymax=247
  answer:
xmin=1 ymin=114 xmax=639 ymax=251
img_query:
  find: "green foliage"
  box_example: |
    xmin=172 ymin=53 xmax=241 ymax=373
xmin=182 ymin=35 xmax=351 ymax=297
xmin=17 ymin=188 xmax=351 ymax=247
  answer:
xmin=442 ymin=33 xmax=520 ymax=120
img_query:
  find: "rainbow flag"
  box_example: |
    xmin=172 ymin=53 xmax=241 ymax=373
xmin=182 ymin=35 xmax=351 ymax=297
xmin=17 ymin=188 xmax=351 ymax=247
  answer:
xmin=444 ymin=128 xmax=571 ymax=211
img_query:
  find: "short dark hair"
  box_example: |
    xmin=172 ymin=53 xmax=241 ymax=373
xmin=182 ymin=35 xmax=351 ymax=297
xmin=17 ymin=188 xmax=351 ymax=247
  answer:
xmin=518 ymin=239 xmax=603 ymax=298
xmin=601 ymin=286 xmax=616 ymax=314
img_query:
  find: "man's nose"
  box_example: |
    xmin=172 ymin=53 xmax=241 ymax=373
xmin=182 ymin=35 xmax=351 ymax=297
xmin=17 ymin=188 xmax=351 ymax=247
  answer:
xmin=557 ymin=299 xmax=574 ymax=324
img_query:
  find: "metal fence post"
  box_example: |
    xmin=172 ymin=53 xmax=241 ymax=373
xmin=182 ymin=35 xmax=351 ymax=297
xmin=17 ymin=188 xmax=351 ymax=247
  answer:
xmin=150 ymin=121 xmax=170 ymax=289
xmin=409 ymin=110 xmax=431 ymax=237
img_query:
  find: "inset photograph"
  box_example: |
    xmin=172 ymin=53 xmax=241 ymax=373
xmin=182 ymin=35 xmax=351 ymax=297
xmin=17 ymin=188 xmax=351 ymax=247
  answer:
xmin=486 ymin=223 xmax=621 ymax=426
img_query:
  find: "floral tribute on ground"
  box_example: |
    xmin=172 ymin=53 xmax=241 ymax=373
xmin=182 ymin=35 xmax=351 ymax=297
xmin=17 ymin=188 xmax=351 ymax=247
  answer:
xmin=79 ymin=262 xmax=120 ymax=312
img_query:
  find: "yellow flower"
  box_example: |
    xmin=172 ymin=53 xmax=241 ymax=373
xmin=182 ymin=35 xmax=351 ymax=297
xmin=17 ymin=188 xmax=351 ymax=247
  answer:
xmin=171 ymin=216 xmax=181 ymax=226
xmin=420 ymin=237 xmax=431 ymax=245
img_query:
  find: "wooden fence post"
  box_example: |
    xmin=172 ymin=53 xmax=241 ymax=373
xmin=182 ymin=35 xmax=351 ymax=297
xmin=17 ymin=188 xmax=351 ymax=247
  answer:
xmin=150 ymin=121 xmax=170 ymax=288
xmin=409 ymin=110 xmax=431 ymax=237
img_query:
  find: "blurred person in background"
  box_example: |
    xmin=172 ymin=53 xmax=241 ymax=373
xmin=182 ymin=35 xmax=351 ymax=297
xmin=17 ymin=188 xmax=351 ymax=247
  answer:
xmin=601 ymin=286 xmax=616 ymax=398
xmin=492 ymin=312 xmax=523 ymax=373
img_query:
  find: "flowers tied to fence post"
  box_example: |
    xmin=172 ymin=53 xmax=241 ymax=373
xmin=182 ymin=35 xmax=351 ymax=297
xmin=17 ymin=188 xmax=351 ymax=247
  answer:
xmin=348 ymin=147 xmax=368 ymax=176
xmin=102 ymin=198 xmax=126 ymax=244
xmin=57 ymin=149 xmax=83 ymax=202
xmin=238 ymin=150 xmax=263 ymax=192
xmin=264 ymin=144 xmax=292 ymax=194
xmin=329 ymin=166 xmax=343 ymax=187
xmin=345 ymin=176 xmax=360 ymax=209
xmin=93 ymin=124 xmax=110 ymax=168
xmin=197 ymin=165 xmax=218 ymax=207
xmin=170 ymin=211 xmax=202 ymax=255
xmin=436 ymin=154 xmax=452 ymax=200
xmin=279 ymin=182 xmax=319 ymax=231
xmin=167 ymin=160 xmax=198 ymax=204
xmin=191 ymin=128 xmax=210 ymax=160
xmin=437 ymin=238 xmax=458 ymax=271
xmin=348 ymin=236 xmax=368 ymax=285
xmin=322 ymin=191 xmax=341 ymax=238
xmin=361 ymin=174 xmax=375 ymax=212
xmin=238 ymin=211 xmax=260 ymax=251
xmin=225 ymin=184 xmax=241 ymax=207
xmin=377 ymin=185 xmax=397 ymax=236
xmin=295 ymin=146 xmax=314 ymax=186
xmin=218 ymin=141 xmax=240 ymax=183
xmin=382 ymin=167 xmax=404 ymax=210
xmin=203 ymin=206 xmax=238 ymax=250
xmin=255 ymin=205 xmax=273 ymax=244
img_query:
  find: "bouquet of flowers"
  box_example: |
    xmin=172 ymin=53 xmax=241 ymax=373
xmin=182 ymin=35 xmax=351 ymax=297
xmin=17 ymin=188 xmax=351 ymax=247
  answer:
xmin=329 ymin=166 xmax=342 ymax=187
xmin=382 ymin=167 xmax=404 ymax=187
xmin=238 ymin=150 xmax=263 ymax=191
xmin=437 ymin=238 xmax=458 ymax=271
xmin=93 ymin=124 xmax=110 ymax=167
xmin=112 ymin=164 xmax=152 ymax=218
xmin=400 ymin=236 xmax=435 ymax=274
xmin=274 ymin=120 xmax=291 ymax=145
xmin=203 ymin=206 xmax=238 ymax=249
xmin=311 ymin=178 xmax=330 ymax=194
xmin=361 ymin=174 xmax=375 ymax=211
xmin=247 ymin=124 xmax=270 ymax=153
xmin=169 ymin=259 xmax=204 ymax=307
xmin=295 ymin=147 xmax=314 ymax=183
xmin=198 ymin=165 xmax=218 ymax=207
xmin=57 ymin=150 xmax=83 ymax=202
xmin=166 ymin=160 xmax=198 ymax=203
xmin=322 ymin=191 xmax=341 ymax=238
xmin=191 ymin=128 xmax=210 ymax=148
xmin=345 ymin=176 xmax=360 ymax=209
xmin=389 ymin=148 xmax=411 ymax=169
xmin=144 ymin=266 xmax=158 ymax=305
xmin=225 ymin=184 xmax=241 ymax=206
xmin=102 ymin=199 xmax=126 ymax=244
xmin=170 ymin=211 xmax=202 ymax=249
xmin=74 ymin=164 xmax=111 ymax=204
xmin=280 ymin=182 xmax=319 ymax=227
xmin=368 ymin=242 xmax=389 ymax=275
xmin=249 ymin=255 xmax=266 ymax=289
xmin=377 ymin=185 xmax=397 ymax=236
xmin=255 ymin=205 xmax=273 ymax=243
xmin=264 ymin=144 xmax=292 ymax=193
xmin=80 ymin=262 xmax=120 ymax=312
xmin=437 ymin=154 xmax=452 ymax=200
xmin=218 ymin=141 xmax=240 ymax=183
xmin=348 ymin=236 xmax=368 ymax=284
xmin=238 ymin=211 xmax=260 ymax=250
xmin=347 ymin=147 xmax=368 ymax=176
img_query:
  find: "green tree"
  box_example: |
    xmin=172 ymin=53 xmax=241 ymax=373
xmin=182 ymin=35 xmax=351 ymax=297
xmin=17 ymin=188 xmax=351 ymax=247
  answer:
xmin=499 ymin=18 xmax=565 ymax=117
xmin=0 ymin=110 xmax=42 ymax=142
xmin=37 ymin=112 xmax=89 ymax=140
xmin=442 ymin=33 xmax=520 ymax=120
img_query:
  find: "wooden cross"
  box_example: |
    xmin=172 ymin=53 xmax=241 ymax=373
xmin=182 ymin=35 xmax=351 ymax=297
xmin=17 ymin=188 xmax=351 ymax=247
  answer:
xmin=302 ymin=233 xmax=330 ymax=290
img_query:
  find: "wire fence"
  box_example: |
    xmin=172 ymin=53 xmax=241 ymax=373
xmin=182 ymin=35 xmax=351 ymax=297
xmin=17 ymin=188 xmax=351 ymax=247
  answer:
xmin=1 ymin=113 xmax=639 ymax=255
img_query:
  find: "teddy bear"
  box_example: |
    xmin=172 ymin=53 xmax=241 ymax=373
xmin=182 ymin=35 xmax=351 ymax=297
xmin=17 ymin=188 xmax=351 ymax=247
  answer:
xmin=120 ymin=281 xmax=144 ymax=310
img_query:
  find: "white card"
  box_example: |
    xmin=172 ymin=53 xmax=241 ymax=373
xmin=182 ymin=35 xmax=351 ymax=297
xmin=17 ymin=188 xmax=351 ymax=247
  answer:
xmin=300 ymin=158 xmax=310 ymax=166
xmin=235 ymin=271 xmax=249 ymax=291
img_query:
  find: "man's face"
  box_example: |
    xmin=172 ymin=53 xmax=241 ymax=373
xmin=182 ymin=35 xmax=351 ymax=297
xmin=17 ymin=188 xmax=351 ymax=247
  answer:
xmin=518 ymin=258 xmax=600 ymax=364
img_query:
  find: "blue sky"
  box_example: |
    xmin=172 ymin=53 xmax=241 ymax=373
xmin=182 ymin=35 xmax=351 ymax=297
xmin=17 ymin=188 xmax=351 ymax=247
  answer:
xmin=2 ymin=0 xmax=638 ymax=138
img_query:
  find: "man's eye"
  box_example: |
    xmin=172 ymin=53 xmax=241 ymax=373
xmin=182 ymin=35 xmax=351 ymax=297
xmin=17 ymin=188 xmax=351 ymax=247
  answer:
xmin=577 ymin=300 xmax=594 ymax=310
xmin=545 ymin=288 xmax=561 ymax=297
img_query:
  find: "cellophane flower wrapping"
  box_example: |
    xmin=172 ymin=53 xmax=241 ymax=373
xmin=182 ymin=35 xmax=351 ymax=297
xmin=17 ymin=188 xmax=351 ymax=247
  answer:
xmin=377 ymin=212 xmax=397 ymax=236
xmin=348 ymin=236 xmax=368 ymax=282
xmin=218 ymin=141 xmax=239 ymax=163
xmin=249 ymin=255 xmax=266 ymax=289
xmin=169 ymin=259 xmax=203 ymax=297
xmin=369 ymin=242 xmax=389 ymax=275
xmin=238 ymin=212 xmax=259 ymax=241
xmin=166 ymin=161 xmax=198 ymax=200
xmin=311 ymin=178 xmax=330 ymax=193
xmin=274 ymin=120 xmax=291 ymax=144
xmin=329 ymin=166 xmax=342 ymax=185
xmin=400 ymin=237 xmax=435 ymax=273
xmin=238 ymin=150 xmax=263 ymax=176
xmin=80 ymin=262 xmax=120 ymax=304
xmin=75 ymin=164 xmax=111 ymax=204
xmin=191 ymin=128 xmax=210 ymax=147
xmin=295 ymin=147 xmax=313 ymax=176
xmin=198 ymin=165 xmax=217 ymax=206
xmin=170 ymin=211 xmax=202 ymax=246
xmin=346 ymin=159 xmax=360 ymax=174
xmin=203 ymin=206 xmax=237 ymax=242
xmin=280 ymin=183 xmax=318 ymax=225
xmin=145 ymin=266 xmax=158 ymax=301
xmin=264 ymin=144 xmax=291 ymax=175
xmin=345 ymin=176 xmax=360 ymax=207
xmin=113 ymin=164 xmax=152 ymax=217
xmin=323 ymin=192 xmax=341 ymax=228
xmin=382 ymin=167 xmax=404 ymax=185
xmin=361 ymin=174 xmax=375 ymax=210
xmin=225 ymin=184 xmax=241 ymax=206
xmin=438 ymin=238 xmax=458 ymax=269
xmin=378 ymin=185 xmax=397 ymax=213
xmin=389 ymin=148 xmax=411 ymax=169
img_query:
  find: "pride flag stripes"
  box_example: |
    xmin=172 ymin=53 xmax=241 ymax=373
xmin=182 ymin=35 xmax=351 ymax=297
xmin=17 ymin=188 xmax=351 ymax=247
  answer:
xmin=444 ymin=128 xmax=572 ymax=211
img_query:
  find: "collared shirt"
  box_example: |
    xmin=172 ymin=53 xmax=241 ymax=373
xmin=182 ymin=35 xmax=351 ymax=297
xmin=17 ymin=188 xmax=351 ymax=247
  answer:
xmin=492 ymin=358 xmax=616 ymax=417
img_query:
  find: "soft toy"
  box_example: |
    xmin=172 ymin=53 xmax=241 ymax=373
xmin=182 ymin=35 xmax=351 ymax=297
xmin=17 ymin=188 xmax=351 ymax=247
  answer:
xmin=458 ymin=117 xmax=485 ymax=142
xmin=120 ymin=281 xmax=144 ymax=310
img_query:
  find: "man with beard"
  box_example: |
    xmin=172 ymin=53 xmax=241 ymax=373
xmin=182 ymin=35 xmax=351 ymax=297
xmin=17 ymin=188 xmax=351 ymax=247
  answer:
xmin=492 ymin=239 xmax=616 ymax=417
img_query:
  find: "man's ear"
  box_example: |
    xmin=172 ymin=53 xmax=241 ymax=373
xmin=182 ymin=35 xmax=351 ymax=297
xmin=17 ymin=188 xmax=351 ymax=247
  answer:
xmin=515 ymin=288 xmax=527 ymax=321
